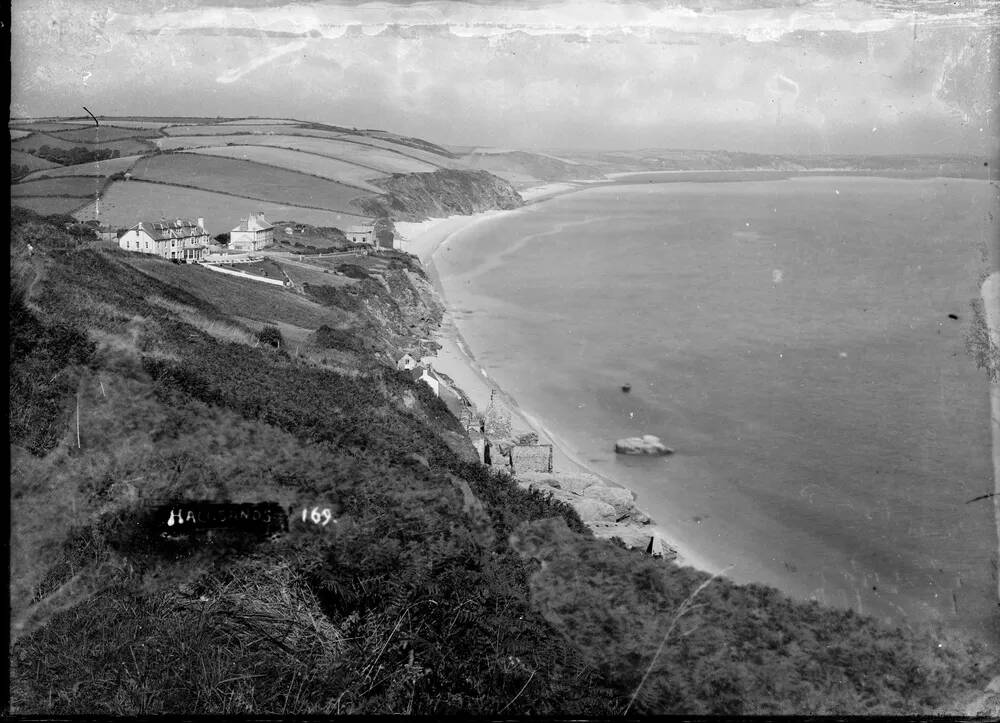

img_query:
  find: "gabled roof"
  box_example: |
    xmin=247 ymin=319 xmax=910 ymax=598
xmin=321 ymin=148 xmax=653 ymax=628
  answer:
xmin=232 ymin=211 xmax=273 ymax=233
xmin=410 ymin=365 xmax=440 ymax=383
xmin=129 ymin=219 xmax=206 ymax=241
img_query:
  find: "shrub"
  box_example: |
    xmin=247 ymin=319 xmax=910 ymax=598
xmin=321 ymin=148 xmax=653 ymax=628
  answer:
xmin=338 ymin=264 xmax=370 ymax=280
xmin=257 ymin=325 xmax=283 ymax=348
xmin=312 ymin=324 xmax=365 ymax=353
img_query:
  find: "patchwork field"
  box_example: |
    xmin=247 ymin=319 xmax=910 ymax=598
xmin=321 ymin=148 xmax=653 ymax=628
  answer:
xmin=11 ymin=116 xmax=518 ymax=235
xmin=12 ymin=134 xmax=156 ymax=156
xmin=51 ymin=126 xmax=163 ymax=144
xmin=338 ymin=135 xmax=459 ymax=168
xmin=218 ymin=118 xmax=301 ymax=125
xmin=12 ymin=135 xmax=85 ymax=153
xmin=73 ymin=180 xmax=368 ymax=234
xmin=154 ymin=134 xmax=439 ymax=173
xmin=93 ymin=120 xmax=177 ymax=130
xmin=359 ymin=130 xmax=456 ymax=159
xmin=12 ymin=177 xmax=103 ymax=198
xmin=127 ymin=153 xmax=368 ymax=213
xmin=163 ymin=133 xmax=438 ymax=173
xmin=161 ymin=123 xmax=338 ymax=137
xmin=21 ymin=155 xmax=144 ymax=182
xmin=11 ymin=149 xmax=60 ymax=171
xmin=187 ymin=146 xmax=386 ymax=191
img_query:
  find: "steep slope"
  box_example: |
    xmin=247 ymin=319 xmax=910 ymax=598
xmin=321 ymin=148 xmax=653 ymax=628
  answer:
xmin=8 ymin=209 xmax=996 ymax=716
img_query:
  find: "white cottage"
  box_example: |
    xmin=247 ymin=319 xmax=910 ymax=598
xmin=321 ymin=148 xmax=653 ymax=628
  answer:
xmin=409 ymin=365 xmax=441 ymax=397
xmin=230 ymin=211 xmax=274 ymax=252
xmin=118 ymin=218 xmax=209 ymax=263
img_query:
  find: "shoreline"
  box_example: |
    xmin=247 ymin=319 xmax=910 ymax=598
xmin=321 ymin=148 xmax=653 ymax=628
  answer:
xmin=395 ymin=190 xmax=721 ymax=574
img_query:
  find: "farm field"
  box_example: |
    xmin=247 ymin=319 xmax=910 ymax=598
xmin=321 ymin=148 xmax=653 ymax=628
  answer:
xmin=21 ymin=155 xmax=144 ymax=182
xmin=359 ymin=131 xmax=455 ymax=158
xmin=12 ymin=177 xmax=104 ymax=198
xmin=12 ymin=135 xmax=155 ymax=156
xmin=160 ymin=123 xmax=341 ymax=137
xmin=335 ymin=135 xmax=460 ymax=168
xmin=8 ymin=122 xmax=83 ymax=133
xmin=13 ymin=135 xmax=86 ymax=153
xmin=51 ymin=126 xmax=163 ymax=143
xmin=11 ymin=150 xmax=60 ymax=171
xmin=10 ymin=129 xmax=33 ymax=140
xmin=187 ymin=146 xmax=387 ymax=191
xmin=127 ymin=153 xmax=371 ymax=213
xmin=91 ymin=120 xmax=176 ymax=129
xmin=11 ymin=196 xmax=91 ymax=216
xmin=153 ymin=134 xmax=430 ymax=173
xmin=179 ymin=133 xmax=448 ymax=173
xmin=218 ymin=118 xmax=301 ymax=125
xmin=74 ymin=180 xmax=368 ymax=234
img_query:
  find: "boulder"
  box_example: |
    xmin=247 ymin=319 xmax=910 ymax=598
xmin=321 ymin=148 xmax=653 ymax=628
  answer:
xmin=517 ymin=471 xmax=601 ymax=494
xmin=614 ymin=434 xmax=674 ymax=456
xmin=583 ymin=485 xmax=635 ymax=518
xmin=569 ymin=498 xmax=618 ymax=523
xmin=555 ymin=473 xmax=605 ymax=495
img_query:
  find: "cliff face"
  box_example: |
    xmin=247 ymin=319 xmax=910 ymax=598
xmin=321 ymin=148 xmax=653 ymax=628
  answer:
xmin=305 ymin=262 xmax=444 ymax=361
xmin=353 ymin=169 xmax=524 ymax=221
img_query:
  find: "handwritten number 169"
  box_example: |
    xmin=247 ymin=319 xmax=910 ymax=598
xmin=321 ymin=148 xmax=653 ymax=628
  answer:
xmin=302 ymin=507 xmax=334 ymax=525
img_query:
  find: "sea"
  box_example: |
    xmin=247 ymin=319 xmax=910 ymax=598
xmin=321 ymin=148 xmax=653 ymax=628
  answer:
xmin=433 ymin=174 xmax=999 ymax=643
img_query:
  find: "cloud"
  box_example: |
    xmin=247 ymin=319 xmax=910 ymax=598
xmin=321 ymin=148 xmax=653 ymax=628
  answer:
xmin=10 ymin=0 xmax=998 ymax=154
xmin=215 ymin=38 xmax=309 ymax=83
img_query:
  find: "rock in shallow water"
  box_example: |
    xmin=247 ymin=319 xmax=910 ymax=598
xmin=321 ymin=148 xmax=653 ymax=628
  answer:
xmin=614 ymin=434 xmax=674 ymax=456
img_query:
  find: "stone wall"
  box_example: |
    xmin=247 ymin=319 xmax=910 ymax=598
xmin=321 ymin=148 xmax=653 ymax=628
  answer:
xmin=511 ymin=444 xmax=552 ymax=474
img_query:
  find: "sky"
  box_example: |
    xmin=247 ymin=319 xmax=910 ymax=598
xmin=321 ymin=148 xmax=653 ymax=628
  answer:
xmin=10 ymin=0 xmax=1000 ymax=155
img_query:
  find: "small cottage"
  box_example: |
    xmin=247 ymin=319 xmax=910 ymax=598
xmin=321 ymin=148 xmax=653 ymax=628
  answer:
xmin=410 ymin=365 xmax=441 ymax=397
xmin=396 ymin=353 xmax=417 ymax=371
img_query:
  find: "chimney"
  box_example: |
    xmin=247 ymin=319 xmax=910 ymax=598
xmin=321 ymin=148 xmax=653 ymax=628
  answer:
xmin=197 ymin=217 xmax=205 ymax=230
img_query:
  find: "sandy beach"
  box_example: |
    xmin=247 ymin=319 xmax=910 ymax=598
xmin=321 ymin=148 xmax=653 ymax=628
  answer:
xmin=394 ymin=194 xmax=719 ymax=574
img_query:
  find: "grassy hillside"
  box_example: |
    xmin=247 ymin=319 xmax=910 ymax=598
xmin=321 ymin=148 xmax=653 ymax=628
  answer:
xmin=10 ymin=117 xmax=519 ymax=231
xmin=8 ymin=209 xmax=997 ymax=715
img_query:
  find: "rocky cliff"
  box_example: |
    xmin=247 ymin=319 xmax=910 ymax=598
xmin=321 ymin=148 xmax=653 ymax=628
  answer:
xmin=353 ymin=169 xmax=524 ymax=221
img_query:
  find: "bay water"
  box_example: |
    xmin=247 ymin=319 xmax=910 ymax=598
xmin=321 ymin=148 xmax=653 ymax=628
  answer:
xmin=434 ymin=176 xmax=999 ymax=641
